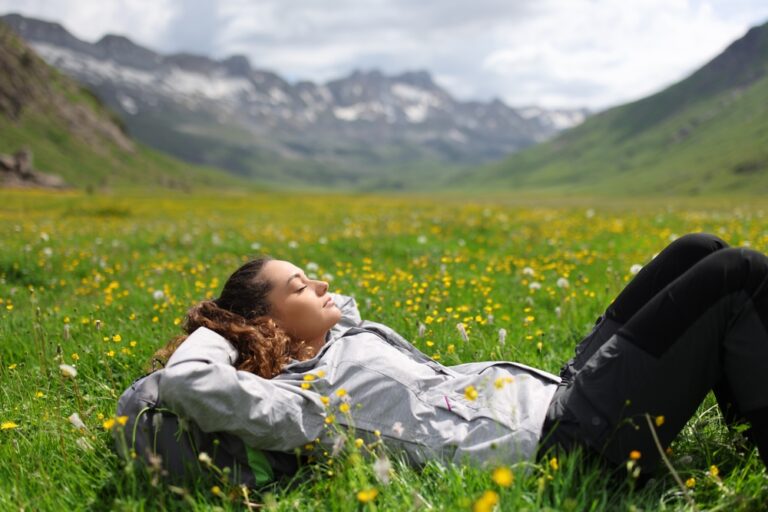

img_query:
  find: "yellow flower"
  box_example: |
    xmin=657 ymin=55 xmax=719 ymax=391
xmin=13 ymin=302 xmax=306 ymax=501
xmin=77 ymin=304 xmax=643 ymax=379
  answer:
xmin=473 ymin=490 xmax=499 ymax=512
xmin=685 ymin=477 xmax=696 ymax=488
xmin=464 ymin=385 xmax=478 ymax=401
xmin=112 ymin=334 xmax=122 ymax=342
xmin=549 ymin=457 xmax=559 ymax=471
xmin=336 ymin=388 xmax=347 ymax=397
xmin=629 ymin=450 xmax=642 ymax=461
xmin=211 ymin=485 xmax=222 ymax=496
xmin=8 ymin=363 xmax=17 ymax=370
xmin=655 ymin=415 xmax=665 ymax=427
xmin=71 ymin=353 xmax=80 ymax=361
xmin=325 ymin=415 xmax=336 ymax=424
xmin=316 ymin=370 xmax=326 ymax=377
xmin=301 ymin=383 xmax=311 ymax=390
xmin=1 ymin=421 xmax=19 ymax=430
xmin=303 ymin=374 xmax=316 ymax=381
xmin=491 ymin=466 xmax=514 ymax=487
xmin=102 ymin=418 xmax=116 ymax=430
xmin=34 ymin=391 xmax=44 ymax=398
xmin=320 ymin=396 xmax=330 ymax=406
xmin=117 ymin=416 xmax=128 ymax=426
xmin=339 ymin=403 xmax=350 ymax=413
xmin=356 ymin=488 xmax=378 ymax=503
xmin=709 ymin=465 xmax=719 ymax=477
xmin=354 ymin=438 xmax=364 ymax=448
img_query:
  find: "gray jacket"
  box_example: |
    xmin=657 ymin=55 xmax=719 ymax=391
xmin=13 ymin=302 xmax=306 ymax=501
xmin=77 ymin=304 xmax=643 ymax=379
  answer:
xmin=159 ymin=293 xmax=560 ymax=468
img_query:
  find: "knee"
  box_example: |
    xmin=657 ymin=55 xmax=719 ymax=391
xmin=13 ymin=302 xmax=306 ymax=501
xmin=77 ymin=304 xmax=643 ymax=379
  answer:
xmin=705 ymin=247 xmax=768 ymax=288
xmin=672 ymin=232 xmax=729 ymax=255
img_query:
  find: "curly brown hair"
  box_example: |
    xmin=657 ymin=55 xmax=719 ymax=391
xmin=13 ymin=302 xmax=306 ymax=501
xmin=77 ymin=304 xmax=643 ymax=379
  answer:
xmin=149 ymin=257 xmax=314 ymax=379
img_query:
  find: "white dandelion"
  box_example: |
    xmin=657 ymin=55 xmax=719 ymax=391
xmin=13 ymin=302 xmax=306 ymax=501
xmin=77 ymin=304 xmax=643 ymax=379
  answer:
xmin=418 ymin=323 xmax=426 ymax=338
xmin=456 ymin=323 xmax=469 ymax=342
xmin=68 ymin=412 xmax=86 ymax=430
xmin=152 ymin=290 xmax=165 ymax=301
xmin=250 ymin=242 xmax=262 ymax=251
xmin=498 ymin=328 xmax=507 ymax=346
xmin=417 ymin=235 xmax=427 ymax=244
xmin=198 ymin=452 xmax=213 ymax=466
xmin=630 ymin=264 xmax=643 ymax=275
xmin=522 ymin=267 xmax=535 ymax=277
xmin=529 ymin=281 xmax=542 ymax=291
xmin=288 ymin=240 xmax=299 ymax=249
xmin=373 ymin=455 xmax=393 ymax=485
xmin=555 ymin=306 xmax=562 ymax=319
xmin=59 ymin=364 xmax=77 ymax=379
xmin=306 ymin=262 xmax=319 ymax=272
xmin=557 ymin=277 xmax=570 ymax=288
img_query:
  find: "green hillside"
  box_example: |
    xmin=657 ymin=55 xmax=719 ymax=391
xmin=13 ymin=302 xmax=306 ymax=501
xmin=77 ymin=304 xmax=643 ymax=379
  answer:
xmin=448 ymin=20 xmax=768 ymax=196
xmin=0 ymin=21 xmax=252 ymax=192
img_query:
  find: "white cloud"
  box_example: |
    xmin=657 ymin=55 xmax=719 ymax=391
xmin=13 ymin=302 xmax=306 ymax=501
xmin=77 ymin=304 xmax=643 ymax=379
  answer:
xmin=1 ymin=0 xmax=767 ymax=109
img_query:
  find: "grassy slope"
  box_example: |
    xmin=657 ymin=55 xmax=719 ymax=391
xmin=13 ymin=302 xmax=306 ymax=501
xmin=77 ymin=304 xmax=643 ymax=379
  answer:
xmin=448 ymin=21 xmax=768 ymax=197
xmin=0 ymin=22 xmax=259 ymax=193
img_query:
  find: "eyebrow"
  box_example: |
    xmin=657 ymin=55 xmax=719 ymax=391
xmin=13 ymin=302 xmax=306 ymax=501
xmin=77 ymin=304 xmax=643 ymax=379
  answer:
xmin=285 ymin=271 xmax=305 ymax=287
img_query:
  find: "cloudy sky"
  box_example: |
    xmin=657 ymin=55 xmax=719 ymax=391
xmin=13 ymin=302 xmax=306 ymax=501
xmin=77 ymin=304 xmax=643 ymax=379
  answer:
xmin=2 ymin=0 xmax=767 ymax=110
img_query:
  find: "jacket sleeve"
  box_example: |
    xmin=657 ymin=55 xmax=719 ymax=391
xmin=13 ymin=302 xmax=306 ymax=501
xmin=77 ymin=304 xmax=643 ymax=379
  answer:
xmin=157 ymin=327 xmax=327 ymax=452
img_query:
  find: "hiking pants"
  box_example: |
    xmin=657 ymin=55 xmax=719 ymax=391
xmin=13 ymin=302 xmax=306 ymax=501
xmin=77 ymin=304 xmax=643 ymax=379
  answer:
xmin=540 ymin=232 xmax=768 ymax=474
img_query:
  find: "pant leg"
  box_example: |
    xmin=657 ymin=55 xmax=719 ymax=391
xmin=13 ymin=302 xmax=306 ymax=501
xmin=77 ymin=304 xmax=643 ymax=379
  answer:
xmin=558 ymin=232 xmax=730 ymax=383
xmin=546 ymin=247 xmax=768 ymax=474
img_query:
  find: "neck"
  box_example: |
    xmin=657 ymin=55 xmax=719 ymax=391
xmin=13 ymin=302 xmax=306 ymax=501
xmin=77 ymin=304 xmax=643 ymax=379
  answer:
xmin=302 ymin=331 xmax=328 ymax=359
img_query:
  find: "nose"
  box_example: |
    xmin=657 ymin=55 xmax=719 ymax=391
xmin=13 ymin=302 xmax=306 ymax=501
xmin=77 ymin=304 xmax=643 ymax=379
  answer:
xmin=314 ymin=279 xmax=329 ymax=295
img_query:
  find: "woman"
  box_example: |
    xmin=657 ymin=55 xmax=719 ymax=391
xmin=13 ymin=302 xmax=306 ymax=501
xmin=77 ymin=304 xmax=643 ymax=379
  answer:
xmin=117 ymin=232 xmax=768 ymax=486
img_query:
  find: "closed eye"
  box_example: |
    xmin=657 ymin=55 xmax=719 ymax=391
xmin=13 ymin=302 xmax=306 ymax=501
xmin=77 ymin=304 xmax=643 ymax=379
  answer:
xmin=296 ymin=285 xmax=308 ymax=293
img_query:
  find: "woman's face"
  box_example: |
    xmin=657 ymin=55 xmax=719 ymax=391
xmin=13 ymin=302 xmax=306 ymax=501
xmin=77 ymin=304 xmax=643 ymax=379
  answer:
xmin=262 ymin=259 xmax=341 ymax=345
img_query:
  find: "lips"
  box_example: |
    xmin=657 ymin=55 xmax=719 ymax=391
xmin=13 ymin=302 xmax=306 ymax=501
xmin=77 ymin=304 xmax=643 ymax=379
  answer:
xmin=323 ymin=296 xmax=334 ymax=308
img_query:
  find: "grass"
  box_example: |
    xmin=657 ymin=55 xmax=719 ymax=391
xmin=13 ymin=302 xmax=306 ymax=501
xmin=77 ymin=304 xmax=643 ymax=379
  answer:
xmin=1 ymin=189 xmax=768 ymax=511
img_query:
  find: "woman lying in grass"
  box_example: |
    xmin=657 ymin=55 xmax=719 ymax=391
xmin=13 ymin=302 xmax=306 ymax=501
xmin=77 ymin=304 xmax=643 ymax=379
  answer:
xmin=117 ymin=232 xmax=768 ymax=487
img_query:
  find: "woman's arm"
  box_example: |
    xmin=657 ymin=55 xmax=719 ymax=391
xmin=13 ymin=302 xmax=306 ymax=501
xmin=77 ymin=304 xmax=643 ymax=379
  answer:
xmin=158 ymin=326 xmax=327 ymax=451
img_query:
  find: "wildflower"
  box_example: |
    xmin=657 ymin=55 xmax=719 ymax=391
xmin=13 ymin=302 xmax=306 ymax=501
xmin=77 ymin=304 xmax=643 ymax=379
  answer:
xmin=152 ymin=290 xmax=165 ymax=301
xmin=59 ymin=364 xmax=77 ymax=379
xmin=211 ymin=485 xmax=222 ymax=496
xmin=320 ymin=396 xmax=330 ymax=406
xmin=306 ymin=262 xmax=319 ymax=272
xmin=417 ymin=235 xmax=427 ymax=244
xmin=339 ymin=403 xmax=350 ymax=413
xmin=709 ymin=465 xmax=719 ymax=478
xmin=529 ymin=281 xmax=541 ymax=291
xmin=94 ymin=319 xmax=102 ymax=330
xmin=117 ymin=416 xmax=128 ymax=426
xmin=301 ymin=383 xmax=311 ymax=390
xmin=316 ymin=370 xmax=326 ymax=377
xmin=629 ymin=450 xmax=642 ymax=461
xmin=71 ymin=353 xmax=80 ymax=362
xmin=630 ymin=264 xmax=643 ymax=275
xmin=557 ymin=277 xmax=570 ymax=288
xmin=536 ymin=341 xmax=544 ymax=351
xmin=354 ymin=438 xmax=364 ymax=449
xmin=335 ymin=388 xmax=347 ymax=397
xmin=392 ymin=421 xmax=404 ymax=437
xmin=418 ymin=322 xmax=426 ymax=337
xmin=555 ymin=306 xmax=562 ymax=318
xmin=655 ymin=415 xmax=665 ymax=427
xmin=464 ymin=385 xmax=478 ymax=401
xmin=68 ymin=413 xmax=86 ymax=430
xmin=373 ymin=455 xmax=392 ymax=484
xmin=34 ymin=391 xmax=44 ymax=398
xmin=303 ymin=374 xmax=316 ymax=381
xmin=456 ymin=323 xmax=469 ymax=342
xmin=102 ymin=418 xmax=116 ymax=430
xmin=250 ymin=242 xmax=262 ymax=250
xmin=492 ymin=466 xmax=514 ymax=487
xmin=685 ymin=477 xmax=696 ymax=488
xmin=198 ymin=452 xmax=213 ymax=466
xmin=325 ymin=415 xmax=336 ymax=424
xmin=498 ymin=328 xmax=507 ymax=346
xmin=356 ymin=488 xmax=379 ymax=503
xmin=522 ymin=267 xmax=535 ymax=276
xmin=549 ymin=457 xmax=559 ymax=471
xmin=473 ymin=490 xmax=499 ymax=512
xmin=1 ymin=421 xmax=19 ymax=430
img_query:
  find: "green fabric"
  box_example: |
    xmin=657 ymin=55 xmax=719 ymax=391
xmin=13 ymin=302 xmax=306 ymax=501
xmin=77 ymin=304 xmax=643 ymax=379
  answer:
xmin=245 ymin=445 xmax=274 ymax=485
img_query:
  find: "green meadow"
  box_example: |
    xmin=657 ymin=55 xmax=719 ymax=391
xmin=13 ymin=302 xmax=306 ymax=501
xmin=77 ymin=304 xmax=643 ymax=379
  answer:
xmin=2 ymin=189 xmax=767 ymax=511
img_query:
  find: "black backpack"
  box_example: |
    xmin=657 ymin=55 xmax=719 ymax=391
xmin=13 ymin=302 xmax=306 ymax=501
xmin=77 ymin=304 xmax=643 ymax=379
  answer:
xmin=114 ymin=370 xmax=305 ymax=488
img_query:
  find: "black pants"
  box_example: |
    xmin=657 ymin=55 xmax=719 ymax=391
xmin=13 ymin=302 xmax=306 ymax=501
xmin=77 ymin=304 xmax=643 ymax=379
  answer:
xmin=540 ymin=232 xmax=768 ymax=474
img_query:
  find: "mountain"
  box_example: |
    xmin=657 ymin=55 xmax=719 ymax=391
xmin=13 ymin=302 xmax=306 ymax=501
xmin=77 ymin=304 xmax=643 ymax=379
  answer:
xmin=1 ymin=13 xmax=589 ymax=190
xmin=449 ymin=19 xmax=768 ymax=196
xmin=0 ymin=19 xmax=246 ymax=191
